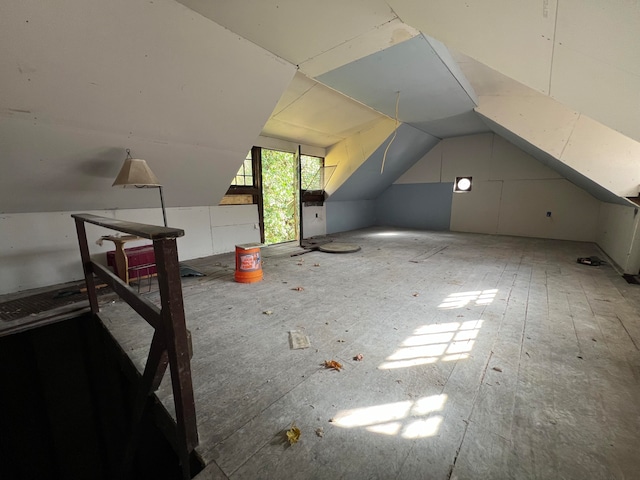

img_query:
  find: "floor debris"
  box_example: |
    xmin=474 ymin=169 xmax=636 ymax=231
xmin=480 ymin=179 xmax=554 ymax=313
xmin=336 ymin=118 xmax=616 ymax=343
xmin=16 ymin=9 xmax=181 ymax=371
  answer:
xmin=324 ymin=360 xmax=342 ymax=371
xmin=315 ymin=427 xmax=324 ymax=438
xmin=577 ymin=256 xmax=604 ymax=266
xmin=492 ymin=366 xmax=503 ymax=372
xmin=289 ymin=330 xmax=310 ymax=350
xmin=354 ymin=353 xmax=364 ymax=361
xmin=292 ymin=286 xmax=304 ymax=291
xmin=286 ymin=423 xmax=301 ymax=445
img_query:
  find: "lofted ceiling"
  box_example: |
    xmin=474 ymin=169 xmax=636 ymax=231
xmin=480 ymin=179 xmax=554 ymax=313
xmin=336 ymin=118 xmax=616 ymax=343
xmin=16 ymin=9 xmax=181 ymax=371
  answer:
xmin=178 ymin=0 xmax=640 ymax=147
xmin=261 ymin=72 xmax=387 ymax=148
xmin=4 ymin=0 xmax=638 ymax=217
xmin=316 ymin=34 xmax=487 ymax=138
xmin=179 ymin=0 xmax=640 ymax=206
xmin=177 ymin=0 xmax=489 ymax=146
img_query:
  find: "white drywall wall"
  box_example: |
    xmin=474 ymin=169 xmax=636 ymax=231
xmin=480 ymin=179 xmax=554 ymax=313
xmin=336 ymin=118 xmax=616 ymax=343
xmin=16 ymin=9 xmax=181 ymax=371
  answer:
xmin=597 ymin=203 xmax=640 ymax=274
xmin=0 ymin=205 xmax=259 ymax=295
xmin=396 ymin=133 xmax=600 ymax=242
xmin=302 ymin=206 xmax=327 ymax=239
xmin=449 ymin=181 xmax=502 ymax=235
xmin=496 ymin=179 xmax=599 ymax=241
xmin=444 ymin=134 xmax=599 ymax=241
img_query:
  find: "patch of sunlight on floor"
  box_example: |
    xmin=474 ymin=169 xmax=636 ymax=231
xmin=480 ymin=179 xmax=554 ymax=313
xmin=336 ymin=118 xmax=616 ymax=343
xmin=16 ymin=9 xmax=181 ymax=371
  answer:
xmin=379 ymin=320 xmax=483 ymax=370
xmin=332 ymin=394 xmax=447 ymax=439
xmin=438 ymin=289 xmax=498 ymax=309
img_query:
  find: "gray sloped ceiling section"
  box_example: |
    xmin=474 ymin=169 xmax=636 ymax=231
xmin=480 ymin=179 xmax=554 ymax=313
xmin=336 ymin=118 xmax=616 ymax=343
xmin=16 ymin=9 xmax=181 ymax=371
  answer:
xmin=319 ymin=34 xmax=486 ymax=203
xmin=328 ymin=124 xmax=439 ymax=201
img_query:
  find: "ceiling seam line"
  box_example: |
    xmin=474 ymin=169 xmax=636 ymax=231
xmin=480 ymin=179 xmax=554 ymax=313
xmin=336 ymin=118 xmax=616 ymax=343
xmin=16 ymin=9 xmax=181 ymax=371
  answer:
xmin=425 ymin=35 xmax=478 ymax=108
xmin=548 ymin=0 xmax=560 ymax=96
xmin=298 ymin=17 xmax=407 ymax=68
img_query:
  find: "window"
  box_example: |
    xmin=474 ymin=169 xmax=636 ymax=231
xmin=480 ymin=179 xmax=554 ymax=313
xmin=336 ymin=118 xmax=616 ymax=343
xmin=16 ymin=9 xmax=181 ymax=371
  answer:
xmin=301 ymin=155 xmax=324 ymax=192
xmin=222 ymin=148 xmax=260 ymax=205
xmin=231 ymin=151 xmax=254 ymax=187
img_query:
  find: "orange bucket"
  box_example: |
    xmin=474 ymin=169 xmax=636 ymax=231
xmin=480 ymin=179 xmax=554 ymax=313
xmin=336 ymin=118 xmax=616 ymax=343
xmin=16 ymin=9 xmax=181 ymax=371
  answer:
xmin=234 ymin=244 xmax=263 ymax=283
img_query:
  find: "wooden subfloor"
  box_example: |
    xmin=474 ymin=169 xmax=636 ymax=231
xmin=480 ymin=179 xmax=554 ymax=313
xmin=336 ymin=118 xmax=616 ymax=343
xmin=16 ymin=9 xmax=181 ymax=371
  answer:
xmin=98 ymin=227 xmax=640 ymax=479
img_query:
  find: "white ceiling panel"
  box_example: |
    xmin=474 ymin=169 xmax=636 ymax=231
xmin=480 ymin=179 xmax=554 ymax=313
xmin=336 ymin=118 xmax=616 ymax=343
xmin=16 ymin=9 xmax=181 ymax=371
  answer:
xmin=259 ymin=117 xmax=345 ymax=148
xmin=551 ymin=0 xmax=640 ymax=141
xmin=175 ymin=0 xmax=396 ymax=65
xmin=268 ymin=73 xmax=316 ymax=117
xmin=273 ymin=85 xmax=383 ymax=137
xmin=299 ymin=18 xmax=420 ymax=78
xmin=262 ymin=72 xmax=387 ymax=148
xmin=387 ymin=0 xmax=557 ymax=94
xmin=555 ymin=0 xmax=640 ymax=77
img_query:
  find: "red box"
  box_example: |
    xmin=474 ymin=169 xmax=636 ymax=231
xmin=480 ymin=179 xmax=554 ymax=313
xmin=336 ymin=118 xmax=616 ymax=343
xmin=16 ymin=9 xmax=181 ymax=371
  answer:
xmin=106 ymin=245 xmax=157 ymax=281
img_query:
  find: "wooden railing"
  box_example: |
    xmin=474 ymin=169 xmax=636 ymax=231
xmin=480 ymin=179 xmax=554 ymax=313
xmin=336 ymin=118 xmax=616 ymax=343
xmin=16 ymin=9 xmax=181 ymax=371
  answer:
xmin=72 ymin=214 xmax=197 ymax=480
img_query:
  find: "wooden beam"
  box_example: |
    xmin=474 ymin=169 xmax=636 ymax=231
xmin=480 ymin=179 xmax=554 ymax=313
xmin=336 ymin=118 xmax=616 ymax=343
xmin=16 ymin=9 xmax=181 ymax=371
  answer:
xmin=71 ymin=214 xmax=184 ymax=240
xmin=92 ymin=263 xmax=161 ymax=330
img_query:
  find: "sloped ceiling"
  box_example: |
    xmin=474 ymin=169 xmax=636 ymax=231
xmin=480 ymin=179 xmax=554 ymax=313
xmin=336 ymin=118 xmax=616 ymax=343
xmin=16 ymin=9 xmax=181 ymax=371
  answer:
xmin=479 ymin=115 xmax=630 ymax=207
xmin=387 ymin=0 xmax=640 ymax=143
xmin=177 ymin=0 xmax=488 ymax=143
xmin=3 ymin=0 xmax=638 ymax=214
xmin=329 ymin=124 xmax=439 ymax=201
xmin=0 ymin=0 xmax=296 ymax=213
xmin=186 ymin=0 xmax=639 ymax=207
xmin=317 ymin=34 xmax=487 ymax=138
xmin=261 ymin=73 xmax=386 ymax=148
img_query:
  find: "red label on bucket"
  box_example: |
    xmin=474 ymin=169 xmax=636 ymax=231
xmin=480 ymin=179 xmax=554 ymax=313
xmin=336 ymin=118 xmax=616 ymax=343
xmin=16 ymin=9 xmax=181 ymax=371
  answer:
xmin=239 ymin=252 xmax=260 ymax=272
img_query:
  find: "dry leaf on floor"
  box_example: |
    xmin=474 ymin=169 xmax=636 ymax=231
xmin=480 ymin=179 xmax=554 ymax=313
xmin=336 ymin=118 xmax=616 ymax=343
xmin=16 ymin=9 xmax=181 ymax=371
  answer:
xmin=263 ymin=310 xmax=273 ymax=315
xmin=324 ymin=360 xmax=342 ymax=371
xmin=286 ymin=423 xmax=301 ymax=445
xmin=354 ymin=353 xmax=364 ymax=361
xmin=314 ymin=263 xmax=320 ymax=267
xmin=412 ymin=292 xmax=419 ymax=297
xmin=292 ymin=286 xmax=304 ymax=291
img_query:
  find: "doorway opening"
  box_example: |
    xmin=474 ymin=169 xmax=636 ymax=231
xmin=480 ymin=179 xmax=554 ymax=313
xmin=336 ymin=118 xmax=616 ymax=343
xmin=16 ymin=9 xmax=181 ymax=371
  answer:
xmin=223 ymin=147 xmax=327 ymax=246
xmin=261 ymin=148 xmax=299 ymax=245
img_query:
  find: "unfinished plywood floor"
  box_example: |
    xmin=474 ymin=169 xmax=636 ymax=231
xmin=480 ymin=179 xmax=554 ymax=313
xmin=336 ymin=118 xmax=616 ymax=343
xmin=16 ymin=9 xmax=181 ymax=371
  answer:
xmin=98 ymin=227 xmax=640 ymax=480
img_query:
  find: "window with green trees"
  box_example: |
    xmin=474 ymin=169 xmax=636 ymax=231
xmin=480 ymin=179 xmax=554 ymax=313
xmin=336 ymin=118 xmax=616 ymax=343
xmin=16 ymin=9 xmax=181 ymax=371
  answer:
xmin=301 ymin=155 xmax=324 ymax=191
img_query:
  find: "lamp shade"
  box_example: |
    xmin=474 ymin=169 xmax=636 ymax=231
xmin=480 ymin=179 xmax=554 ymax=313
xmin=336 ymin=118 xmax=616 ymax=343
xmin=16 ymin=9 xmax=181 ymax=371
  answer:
xmin=112 ymin=158 xmax=161 ymax=187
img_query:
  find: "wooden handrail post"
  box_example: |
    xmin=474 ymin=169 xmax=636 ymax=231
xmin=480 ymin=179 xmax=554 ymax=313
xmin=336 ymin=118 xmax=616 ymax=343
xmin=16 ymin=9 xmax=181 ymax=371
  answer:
xmin=74 ymin=217 xmax=100 ymax=314
xmin=71 ymin=214 xmax=197 ymax=479
xmin=154 ymin=237 xmax=198 ymax=479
